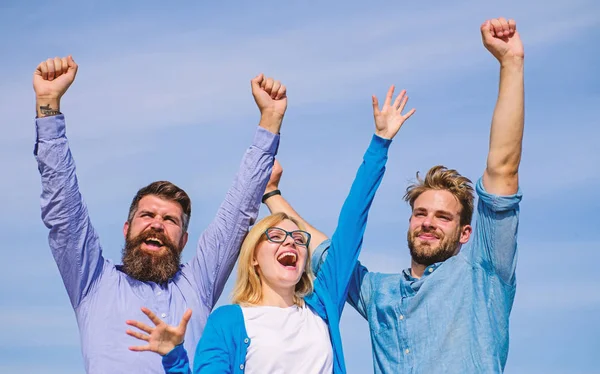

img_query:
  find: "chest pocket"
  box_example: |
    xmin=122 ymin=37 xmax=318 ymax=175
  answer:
xmin=368 ymin=291 xmax=403 ymax=366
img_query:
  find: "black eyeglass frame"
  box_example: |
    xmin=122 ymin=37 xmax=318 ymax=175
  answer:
xmin=264 ymin=227 xmax=311 ymax=247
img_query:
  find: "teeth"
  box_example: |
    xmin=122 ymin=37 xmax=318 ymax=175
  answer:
xmin=147 ymin=237 xmax=163 ymax=245
xmin=277 ymin=252 xmax=297 ymax=261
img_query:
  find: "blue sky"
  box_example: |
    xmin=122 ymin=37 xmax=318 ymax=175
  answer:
xmin=1 ymin=0 xmax=598 ymax=373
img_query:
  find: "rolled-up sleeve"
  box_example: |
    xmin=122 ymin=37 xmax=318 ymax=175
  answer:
xmin=468 ymin=177 xmax=523 ymax=285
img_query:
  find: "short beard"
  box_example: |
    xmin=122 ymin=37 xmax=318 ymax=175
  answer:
xmin=121 ymin=227 xmax=182 ymax=284
xmin=407 ymin=226 xmax=461 ymax=267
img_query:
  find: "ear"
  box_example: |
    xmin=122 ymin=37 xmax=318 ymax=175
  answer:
xmin=180 ymin=232 xmax=189 ymax=250
xmin=123 ymin=221 xmax=129 ymax=240
xmin=459 ymin=224 xmax=472 ymax=244
xmin=252 ymin=257 xmax=258 ymax=266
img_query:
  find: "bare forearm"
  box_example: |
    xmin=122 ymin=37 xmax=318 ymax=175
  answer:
xmin=264 ymin=194 xmax=328 ymax=252
xmin=484 ymin=58 xmax=524 ymax=195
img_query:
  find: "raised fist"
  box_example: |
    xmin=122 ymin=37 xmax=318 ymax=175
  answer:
xmin=372 ymin=86 xmax=416 ymax=140
xmin=33 ymin=55 xmax=78 ymax=99
xmin=251 ymin=74 xmax=287 ymax=119
xmin=481 ymin=18 xmax=524 ymax=63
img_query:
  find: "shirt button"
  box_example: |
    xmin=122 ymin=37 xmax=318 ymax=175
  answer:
xmin=239 ymin=364 xmax=245 ymax=369
xmin=405 ymin=349 xmax=410 ymax=354
xmin=244 ymin=338 xmax=249 ymax=344
xmin=399 ymin=315 xmax=404 ymax=320
xmin=428 ymin=268 xmax=434 ymax=273
xmin=161 ymin=313 xmax=167 ymax=318
xmin=157 ymin=291 xmax=162 ymax=296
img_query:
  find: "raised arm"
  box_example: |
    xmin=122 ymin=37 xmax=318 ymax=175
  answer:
xmin=469 ymin=18 xmax=525 ymax=284
xmin=481 ymin=18 xmax=525 ymax=195
xmin=262 ymin=159 xmax=329 ymax=252
xmin=33 ymin=56 xmax=105 ymax=308
xmin=187 ymin=75 xmax=285 ymax=309
xmin=316 ymin=87 xmax=415 ymax=314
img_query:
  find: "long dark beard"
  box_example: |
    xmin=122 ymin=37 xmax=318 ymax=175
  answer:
xmin=122 ymin=228 xmax=182 ymax=284
xmin=407 ymin=227 xmax=461 ymax=267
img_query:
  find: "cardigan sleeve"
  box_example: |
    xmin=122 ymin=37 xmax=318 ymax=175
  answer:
xmin=313 ymin=135 xmax=390 ymax=317
xmin=162 ymin=344 xmax=192 ymax=374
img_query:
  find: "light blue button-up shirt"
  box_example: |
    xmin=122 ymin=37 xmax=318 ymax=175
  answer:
xmin=313 ymin=179 xmax=522 ymax=373
xmin=34 ymin=115 xmax=278 ymax=374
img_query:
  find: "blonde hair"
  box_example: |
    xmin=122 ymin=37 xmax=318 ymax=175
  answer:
xmin=231 ymin=212 xmax=314 ymax=306
xmin=404 ymin=165 xmax=475 ymax=226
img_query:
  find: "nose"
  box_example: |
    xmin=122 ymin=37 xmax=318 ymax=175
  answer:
xmin=421 ymin=215 xmax=435 ymax=230
xmin=281 ymin=233 xmax=295 ymax=247
xmin=149 ymin=218 xmax=165 ymax=231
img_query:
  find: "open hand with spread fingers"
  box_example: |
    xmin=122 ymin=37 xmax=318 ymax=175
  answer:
xmin=126 ymin=307 xmax=192 ymax=356
xmin=481 ymin=18 xmax=524 ymax=64
xmin=373 ymin=86 xmax=416 ymax=140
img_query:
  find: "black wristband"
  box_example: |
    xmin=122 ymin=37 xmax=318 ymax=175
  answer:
xmin=262 ymin=189 xmax=281 ymax=203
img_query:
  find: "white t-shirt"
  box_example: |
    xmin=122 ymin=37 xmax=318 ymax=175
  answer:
xmin=241 ymin=303 xmax=334 ymax=374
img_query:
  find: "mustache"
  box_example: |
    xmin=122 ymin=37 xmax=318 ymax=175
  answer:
xmin=413 ymin=228 xmax=441 ymax=239
xmin=128 ymin=229 xmax=177 ymax=253
xmin=122 ymin=228 xmax=182 ymax=283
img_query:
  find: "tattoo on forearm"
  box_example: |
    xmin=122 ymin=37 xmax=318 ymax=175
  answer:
xmin=39 ymin=104 xmax=61 ymax=117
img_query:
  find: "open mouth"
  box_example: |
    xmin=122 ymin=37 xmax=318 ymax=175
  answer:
xmin=277 ymin=252 xmax=298 ymax=268
xmin=143 ymin=237 xmax=164 ymax=251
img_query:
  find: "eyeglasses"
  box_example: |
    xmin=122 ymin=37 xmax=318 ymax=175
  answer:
xmin=265 ymin=227 xmax=311 ymax=247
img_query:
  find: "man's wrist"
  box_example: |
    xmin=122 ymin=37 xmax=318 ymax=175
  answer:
xmin=258 ymin=111 xmax=284 ymax=134
xmin=36 ymin=97 xmax=61 ymax=118
xmin=499 ymin=56 xmax=524 ymax=70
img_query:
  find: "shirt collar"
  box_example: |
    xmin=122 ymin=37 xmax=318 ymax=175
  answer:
xmin=403 ymin=262 xmax=441 ymax=281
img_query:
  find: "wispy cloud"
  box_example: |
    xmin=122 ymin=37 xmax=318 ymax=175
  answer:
xmin=2 ymin=0 xmax=597 ymax=142
xmin=2 ymin=0 xmax=599 ymax=373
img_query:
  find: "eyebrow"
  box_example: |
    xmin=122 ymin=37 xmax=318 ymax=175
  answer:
xmin=138 ymin=210 xmax=181 ymax=224
xmin=414 ymin=208 xmax=456 ymax=217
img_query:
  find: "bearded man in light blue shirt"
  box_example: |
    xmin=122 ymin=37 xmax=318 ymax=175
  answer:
xmin=32 ymin=55 xmax=287 ymax=373
xmin=263 ymin=17 xmax=525 ymax=373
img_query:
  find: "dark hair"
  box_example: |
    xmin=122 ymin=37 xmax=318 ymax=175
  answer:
xmin=128 ymin=181 xmax=191 ymax=231
xmin=404 ymin=165 xmax=474 ymax=226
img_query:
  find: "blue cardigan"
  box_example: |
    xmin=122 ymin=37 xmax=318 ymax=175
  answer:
xmin=162 ymin=135 xmax=391 ymax=374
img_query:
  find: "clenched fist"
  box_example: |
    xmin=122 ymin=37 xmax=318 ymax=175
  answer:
xmin=33 ymin=56 xmax=78 ymax=99
xmin=33 ymin=55 xmax=78 ymax=117
xmin=481 ymin=18 xmax=524 ymax=64
xmin=251 ymin=74 xmax=287 ymax=134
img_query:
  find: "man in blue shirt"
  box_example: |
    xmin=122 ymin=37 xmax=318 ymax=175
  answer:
xmin=263 ymin=17 xmax=525 ymax=373
xmin=32 ymin=56 xmax=286 ymax=373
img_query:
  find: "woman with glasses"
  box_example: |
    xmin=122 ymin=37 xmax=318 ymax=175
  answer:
xmin=125 ymin=86 xmax=415 ymax=373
